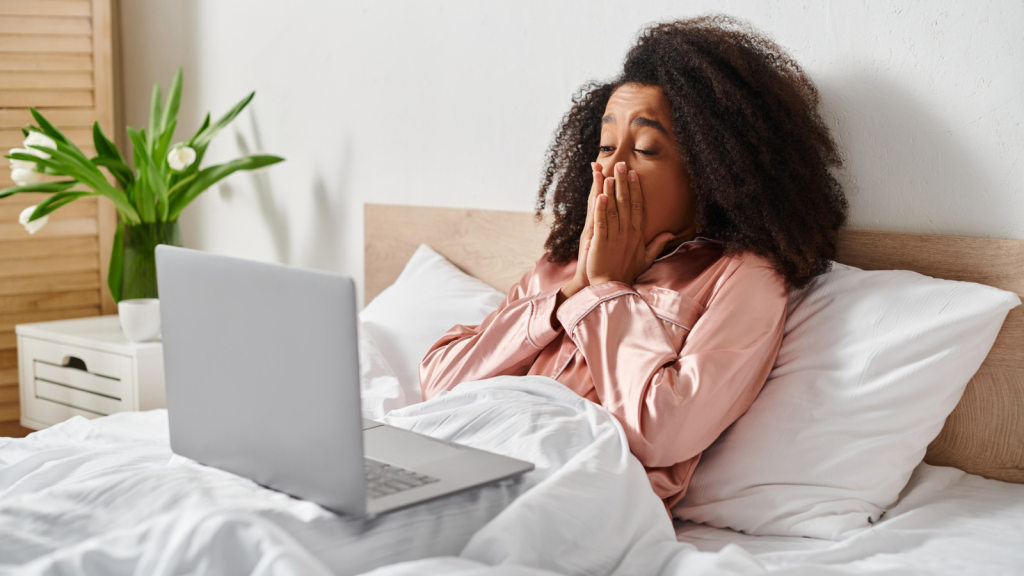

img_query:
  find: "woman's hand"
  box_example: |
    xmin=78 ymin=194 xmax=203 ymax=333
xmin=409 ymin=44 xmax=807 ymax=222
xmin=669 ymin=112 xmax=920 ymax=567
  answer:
xmin=587 ymin=162 xmax=675 ymax=287
xmin=559 ymin=163 xmax=604 ymax=300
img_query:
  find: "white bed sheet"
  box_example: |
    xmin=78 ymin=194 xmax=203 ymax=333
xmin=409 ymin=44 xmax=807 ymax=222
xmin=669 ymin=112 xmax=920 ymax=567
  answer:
xmin=675 ymin=463 xmax=1024 ymax=574
xmin=0 ymin=376 xmax=691 ymax=576
xmin=1 ymin=375 xmax=1022 ymax=576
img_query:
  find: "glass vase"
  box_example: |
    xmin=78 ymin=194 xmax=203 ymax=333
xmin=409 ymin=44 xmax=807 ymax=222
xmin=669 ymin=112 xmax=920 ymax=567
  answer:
xmin=119 ymin=221 xmax=183 ymax=300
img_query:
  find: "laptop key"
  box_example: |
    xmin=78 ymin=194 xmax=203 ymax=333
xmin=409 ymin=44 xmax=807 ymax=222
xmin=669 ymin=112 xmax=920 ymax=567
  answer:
xmin=365 ymin=459 xmax=439 ymax=500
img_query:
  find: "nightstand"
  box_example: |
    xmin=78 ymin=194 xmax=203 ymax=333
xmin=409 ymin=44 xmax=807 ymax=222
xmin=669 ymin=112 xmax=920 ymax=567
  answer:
xmin=16 ymin=315 xmax=165 ymax=430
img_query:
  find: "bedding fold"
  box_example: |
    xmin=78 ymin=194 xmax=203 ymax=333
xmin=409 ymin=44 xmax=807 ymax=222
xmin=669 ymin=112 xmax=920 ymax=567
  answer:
xmin=0 ymin=375 xmax=1022 ymax=576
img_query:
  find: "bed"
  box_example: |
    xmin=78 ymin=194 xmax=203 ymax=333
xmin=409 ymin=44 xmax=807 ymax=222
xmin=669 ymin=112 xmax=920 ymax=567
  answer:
xmin=0 ymin=203 xmax=1021 ymax=575
xmin=363 ymin=203 xmax=1024 ymax=486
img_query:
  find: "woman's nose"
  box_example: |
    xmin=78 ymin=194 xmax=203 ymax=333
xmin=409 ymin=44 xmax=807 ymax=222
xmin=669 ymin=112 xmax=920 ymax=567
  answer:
xmin=602 ymin=153 xmax=629 ymax=178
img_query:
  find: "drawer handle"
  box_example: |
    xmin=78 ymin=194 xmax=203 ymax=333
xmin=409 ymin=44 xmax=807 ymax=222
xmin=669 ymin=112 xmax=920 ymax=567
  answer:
xmin=62 ymin=356 xmax=88 ymax=372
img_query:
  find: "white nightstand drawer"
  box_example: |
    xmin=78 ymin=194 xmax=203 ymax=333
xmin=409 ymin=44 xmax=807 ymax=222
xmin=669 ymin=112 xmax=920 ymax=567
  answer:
xmin=20 ymin=337 xmax=135 ymax=427
xmin=26 ymin=340 xmax=126 ymax=381
xmin=17 ymin=316 xmax=165 ymax=431
xmin=34 ymin=360 xmax=123 ymax=399
xmin=35 ymin=380 xmax=123 ymax=416
xmin=27 ymin=395 xmax=106 ymax=423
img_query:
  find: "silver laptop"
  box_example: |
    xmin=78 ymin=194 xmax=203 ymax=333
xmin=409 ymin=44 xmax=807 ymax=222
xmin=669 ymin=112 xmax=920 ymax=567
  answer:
xmin=155 ymin=245 xmax=533 ymax=517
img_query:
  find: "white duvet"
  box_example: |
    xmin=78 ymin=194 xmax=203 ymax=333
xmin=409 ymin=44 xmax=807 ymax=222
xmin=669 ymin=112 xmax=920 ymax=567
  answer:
xmin=1 ymin=376 xmax=1022 ymax=575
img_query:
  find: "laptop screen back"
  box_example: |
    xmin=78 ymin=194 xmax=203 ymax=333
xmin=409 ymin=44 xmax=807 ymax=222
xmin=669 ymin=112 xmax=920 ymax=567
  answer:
xmin=156 ymin=245 xmax=367 ymax=515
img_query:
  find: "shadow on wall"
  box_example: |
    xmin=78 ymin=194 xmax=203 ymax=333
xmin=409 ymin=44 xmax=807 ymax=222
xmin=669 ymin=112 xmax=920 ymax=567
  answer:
xmin=817 ymin=74 xmax=1012 ymax=240
xmin=220 ymin=110 xmax=351 ymax=273
xmin=304 ymin=140 xmax=352 ymax=273
xmin=226 ymin=110 xmax=292 ymax=264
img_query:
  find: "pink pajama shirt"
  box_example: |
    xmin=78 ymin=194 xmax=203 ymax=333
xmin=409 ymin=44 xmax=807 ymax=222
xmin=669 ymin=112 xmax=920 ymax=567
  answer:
xmin=419 ymin=238 xmax=788 ymax=508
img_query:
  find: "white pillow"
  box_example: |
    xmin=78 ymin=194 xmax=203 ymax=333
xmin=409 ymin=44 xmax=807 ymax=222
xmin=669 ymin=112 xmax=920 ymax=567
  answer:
xmin=673 ymin=262 xmax=1020 ymax=540
xmin=359 ymin=244 xmax=506 ymax=404
xmin=356 ymin=319 xmax=407 ymax=420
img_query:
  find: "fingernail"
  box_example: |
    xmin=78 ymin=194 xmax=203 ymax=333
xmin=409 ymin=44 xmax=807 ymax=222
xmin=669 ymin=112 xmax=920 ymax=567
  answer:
xmin=628 ymin=170 xmax=637 ymax=182
xmin=616 ymin=162 xmax=626 ymax=173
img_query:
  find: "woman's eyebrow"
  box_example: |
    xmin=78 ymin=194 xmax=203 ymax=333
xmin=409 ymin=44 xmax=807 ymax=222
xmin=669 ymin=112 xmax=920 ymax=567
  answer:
xmin=601 ymin=114 xmax=670 ymax=136
xmin=632 ymin=116 xmax=670 ymax=136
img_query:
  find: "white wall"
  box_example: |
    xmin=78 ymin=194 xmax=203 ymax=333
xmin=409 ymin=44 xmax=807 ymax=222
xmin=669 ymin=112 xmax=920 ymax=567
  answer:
xmin=119 ymin=0 xmax=1024 ymax=306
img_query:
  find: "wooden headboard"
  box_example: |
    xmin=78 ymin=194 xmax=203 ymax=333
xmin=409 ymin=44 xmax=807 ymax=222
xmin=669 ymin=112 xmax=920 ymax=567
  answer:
xmin=365 ymin=203 xmax=1024 ymax=484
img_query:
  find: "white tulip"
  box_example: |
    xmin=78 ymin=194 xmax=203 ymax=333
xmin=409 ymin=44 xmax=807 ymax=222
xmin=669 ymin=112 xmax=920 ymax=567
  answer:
xmin=8 ymin=148 xmax=36 ymax=171
xmin=9 ymin=147 xmax=41 ymax=185
xmin=12 ymin=168 xmax=42 ymax=186
xmin=167 ymin=146 xmax=196 ymax=171
xmin=18 ymin=205 xmax=48 ymax=235
xmin=22 ymin=132 xmax=57 ymax=159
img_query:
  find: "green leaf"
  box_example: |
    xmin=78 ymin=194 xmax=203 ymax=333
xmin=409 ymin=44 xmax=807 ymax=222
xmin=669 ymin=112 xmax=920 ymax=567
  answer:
xmin=129 ymin=137 xmax=146 ymax=181
xmin=133 ymin=156 xmax=156 ymax=222
xmin=168 ymin=155 xmax=283 ymax=220
xmin=148 ymin=82 xmax=162 ymax=151
xmin=108 ymin=222 xmax=124 ymax=302
xmin=28 ymin=191 xmax=97 ymax=220
xmin=11 ymin=150 xmax=70 ymax=171
xmin=147 ymin=161 xmax=170 ymax=221
xmin=92 ymin=156 xmax=135 ymax=189
xmin=26 ymin=142 xmax=141 ymax=223
xmin=123 ymin=180 xmax=135 ymax=213
xmin=0 ymin=180 xmax=78 ymax=200
xmin=126 ymin=127 xmax=157 ymax=221
xmin=30 ymin=143 xmax=106 ymax=189
xmin=29 ymin=108 xmax=69 ymax=144
xmin=167 ymin=171 xmax=198 ymax=202
xmin=126 ymin=126 xmax=151 ymax=169
xmin=192 ymin=113 xmax=211 ymax=142
xmin=8 ymin=152 xmax=63 ymax=176
xmin=152 ymin=118 xmax=177 ymax=174
xmin=6 ymin=151 xmax=42 ymax=162
xmin=25 ymin=145 xmax=100 ymax=187
xmin=92 ymin=122 xmax=133 ymax=189
xmin=10 ymin=153 xmax=79 ymax=181
xmin=92 ymin=121 xmax=121 ymax=160
xmin=159 ymin=67 xmax=183 ymax=138
xmin=191 ymin=92 xmax=254 ymax=149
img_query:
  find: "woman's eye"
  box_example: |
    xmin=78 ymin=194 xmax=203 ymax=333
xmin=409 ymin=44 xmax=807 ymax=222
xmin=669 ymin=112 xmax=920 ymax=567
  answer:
xmin=598 ymin=146 xmax=656 ymax=155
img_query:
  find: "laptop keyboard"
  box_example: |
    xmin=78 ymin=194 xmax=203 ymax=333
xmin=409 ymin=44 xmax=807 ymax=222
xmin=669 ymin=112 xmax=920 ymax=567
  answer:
xmin=364 ymin=459 xmax=439 ymax=499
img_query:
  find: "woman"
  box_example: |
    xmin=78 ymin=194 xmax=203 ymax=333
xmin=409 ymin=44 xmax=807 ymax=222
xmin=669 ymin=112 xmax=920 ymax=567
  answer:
xmin=419 ymin=16 xmax=848 ymax=510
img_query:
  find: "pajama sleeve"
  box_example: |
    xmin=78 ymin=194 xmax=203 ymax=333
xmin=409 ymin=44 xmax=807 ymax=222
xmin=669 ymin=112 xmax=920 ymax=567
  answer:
xmin=419 ymin=264 xmax=563 ymax=400
xmin=554 ymin=255 xmax=788 ymax=468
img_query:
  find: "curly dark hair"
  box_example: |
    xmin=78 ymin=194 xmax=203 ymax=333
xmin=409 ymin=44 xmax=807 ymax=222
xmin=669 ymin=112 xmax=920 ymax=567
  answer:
xmin=535 ymin=16 xmax=848 ymax=289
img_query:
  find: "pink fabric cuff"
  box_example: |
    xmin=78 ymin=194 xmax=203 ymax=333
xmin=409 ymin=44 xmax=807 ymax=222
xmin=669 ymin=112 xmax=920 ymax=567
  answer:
xmin=556 ymin=281 xmax=638 ymax=337
xmin=526 ymin=288 xmax=563 ymax=349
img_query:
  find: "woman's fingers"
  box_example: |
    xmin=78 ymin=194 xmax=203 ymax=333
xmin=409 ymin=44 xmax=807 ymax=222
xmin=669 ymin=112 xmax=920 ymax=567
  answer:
xmin=613 ymin=162 xmax=630 ymax=233
xmin=582 ymin=163 xmax=602 ymax=240
xmin=594 ymin=193 xmax=608 ymax=242
xmin=645 ymin=231 xmax=676 ymax=266
xmin=603 ymin=177 xmax=619 ymax=233
xmin=628 ymin=169 xmax=643 ymax=232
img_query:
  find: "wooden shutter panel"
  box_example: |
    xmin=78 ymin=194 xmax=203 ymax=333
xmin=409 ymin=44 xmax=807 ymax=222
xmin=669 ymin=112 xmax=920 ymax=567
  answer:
xmin=0 ymin=0 xmax=117 ymax=423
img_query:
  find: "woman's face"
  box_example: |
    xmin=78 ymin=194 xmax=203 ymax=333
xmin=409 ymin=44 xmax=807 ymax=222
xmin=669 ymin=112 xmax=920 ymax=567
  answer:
xmin=595 ymin=83 xmax=696 ymax=247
